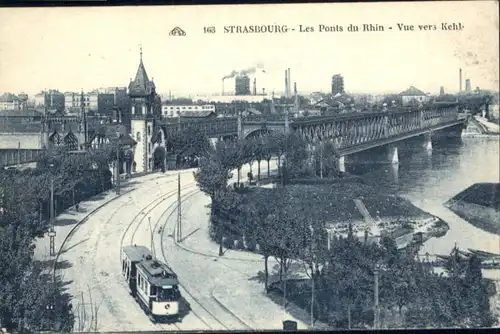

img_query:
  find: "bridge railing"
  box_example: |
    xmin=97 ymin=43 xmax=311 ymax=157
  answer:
xmin=294 ymin=106 xmax=462 ymax=150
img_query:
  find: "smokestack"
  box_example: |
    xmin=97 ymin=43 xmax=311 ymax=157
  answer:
xmin=284 ymin=70 xmax=289 ymax=98
xmin=459 ymin=68 xmax=462 ymax=92
xmin=253 ymin=78 xmax=257 ymax=95
xmin=222 ymin=79 xmax=225 ymax=96
xmin=287 ymin=68 xmax=291 ymax=98
xmin=294 ymin=82 xmax=297 ymax=95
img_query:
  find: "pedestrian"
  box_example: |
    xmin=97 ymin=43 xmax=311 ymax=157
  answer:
xmin=75 ymin=202 xmax=80 ymax=212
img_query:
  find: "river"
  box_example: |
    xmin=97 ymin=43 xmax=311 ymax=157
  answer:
xmin=350 ymin=135 xmax=499 ymax=274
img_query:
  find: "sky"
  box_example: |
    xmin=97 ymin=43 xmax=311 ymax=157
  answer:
xmin=0 ymin=1 xmax=498 ymax=98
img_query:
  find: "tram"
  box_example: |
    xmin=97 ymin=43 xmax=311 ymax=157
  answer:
xmin=122 ymin=245 xmax=181 ymax=322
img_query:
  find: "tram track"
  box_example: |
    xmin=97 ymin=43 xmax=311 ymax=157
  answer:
xmin=156 ymin=186 xmax=253 ymax=331
xmin=115 ymin=181 xmax=198 ymax=331
xmin=157 ymin=188 xmax=229 ymax=331
xmin=65 ymin=174 xmax=182 ymax=331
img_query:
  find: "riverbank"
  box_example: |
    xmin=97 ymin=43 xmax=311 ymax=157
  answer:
xmin=445 ymin=183 xmax=500 ymax=235
xmin=239 ymin=177 xmax=449 ymax=247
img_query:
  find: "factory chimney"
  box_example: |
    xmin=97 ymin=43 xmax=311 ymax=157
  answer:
xmin=222 ymin=79 xmax=225 ymax=96
xmin=459 ymin=68 xmax=462 ymax=92
xmin=287 ymin=68 xmax=291 ymax=98
xmin=253 ymin=78 xmax=257 ymax=95
xmin=284 ymin=70 xmax=289 ymax=98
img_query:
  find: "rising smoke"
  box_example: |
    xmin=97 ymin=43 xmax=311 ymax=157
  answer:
xmin=222 ymin=63 xmax=265 ymax=80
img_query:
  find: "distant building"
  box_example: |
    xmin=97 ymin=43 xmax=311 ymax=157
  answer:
xmin=64 ymin=91 xmax=114 ymax=116
xmin=235 ymin=75 xmax=251 ymax=95
xmin=0 ymin=93 xmax=22 ymax=110
xmin=331 ymin=74 xmax=345 ymax=95
xmin=309 ymin=92 xmax=324 ymax=105
xmin=440 ymin=86 xmax=445 ymax=96
xmin=179 ymin=109 xmax=217 ymax=119
xmin=161 ymin=104 xmax=215 ymax=118
xmin=34 ymin=90 xmax=65 ymax=111
xmin=465 ymin=79 xmax=472 ymax=93
xmin=400 ymin=86 xmax=429 ymax=106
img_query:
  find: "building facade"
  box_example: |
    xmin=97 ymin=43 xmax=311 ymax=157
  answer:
xmin=0 ymin=93 xmax=28 ymax=111
xmin=400 ymin=86 xmax=429 ymax=106
xmin=34 ymin=90 xmax=65 ymax=111
xmin=0 ymin=93 xmax=21 ymax=111
xmin=331 ymin=74 xmax=345 ymax=95
xmin=235 ymin=75 xmax=251 ymax=95
xmin=65 ymin=91 xmax=115 ymax=116
xmin=161 ymin=104 xmax=215 ymax=117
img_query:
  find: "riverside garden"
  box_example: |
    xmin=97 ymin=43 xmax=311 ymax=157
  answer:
xmin=194 ymin=131 xmax=497 ymax=329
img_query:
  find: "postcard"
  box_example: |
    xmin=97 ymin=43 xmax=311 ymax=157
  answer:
xmin=0 ymin=1 xmax=498 ymax=332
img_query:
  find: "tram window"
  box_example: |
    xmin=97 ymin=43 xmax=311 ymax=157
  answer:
xmin=150 ymin=286 xmax=157 ymax=296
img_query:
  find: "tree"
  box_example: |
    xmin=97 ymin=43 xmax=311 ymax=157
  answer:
xmin=265 ymin=132 xmax=286 ymax=178
xmin=286 ymin=132 xmax=310 ymax=179
xmin=316 ymin=141 xmax=340 ymax=178
xmin=254 ymin=137 xmax=266 ymax=181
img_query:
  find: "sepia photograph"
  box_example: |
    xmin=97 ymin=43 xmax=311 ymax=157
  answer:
xmin=0 ymin=1 xmax=499 ymax=332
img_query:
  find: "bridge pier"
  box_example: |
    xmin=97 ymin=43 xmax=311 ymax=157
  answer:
xmin=424 ymin=132 xmax=433 ymax=151
xmin=337 ymin=155 xmax=346 ymax=173
xmin=387 ymin=144 xmax=399 ymax=164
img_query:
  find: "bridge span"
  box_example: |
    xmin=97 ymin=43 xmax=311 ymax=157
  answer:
xmin=2 ymin=103 xmax=467 ymax=170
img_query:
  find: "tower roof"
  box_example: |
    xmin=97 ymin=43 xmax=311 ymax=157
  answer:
xmin=128 ymin=47 xmax=156 ymax=97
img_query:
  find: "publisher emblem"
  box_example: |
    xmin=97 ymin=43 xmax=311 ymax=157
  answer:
xmin=169 ymin=27 xmax=186 ymax=36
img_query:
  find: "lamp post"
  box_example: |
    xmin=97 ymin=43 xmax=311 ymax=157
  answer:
xmin=148 ymin=216 xmax=154 ymax=257
xmin=176 ymin=173 xmax=182 ymax=243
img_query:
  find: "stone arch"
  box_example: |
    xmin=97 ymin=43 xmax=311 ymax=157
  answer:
xmin=244 ymin=128 xmax=275 ymax=139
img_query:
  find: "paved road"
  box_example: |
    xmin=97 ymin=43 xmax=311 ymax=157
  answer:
xmin=57 ymin=171 xmax=202 ymax=332
xmin=53 ymin=158 xmax=315 ymax=332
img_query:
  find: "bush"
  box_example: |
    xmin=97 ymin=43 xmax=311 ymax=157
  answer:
xmin=233 ymin=239 xmax=245 ymax=250
xmin=222 ymin=236 xmax=234 ymax=249
xmin=244 ymin=235 xmax=257 ymax=251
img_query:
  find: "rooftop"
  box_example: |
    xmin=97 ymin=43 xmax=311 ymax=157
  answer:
xmin=0 ymin=93 xmax=19 ymax=103
xmin=400 ymin=86 xmax=427 ymax=96
xmin=122 ymin=245 xmax=152 ymax=263
xmin=137 ymin=259 xmax=179 ymax=287
xmin=180 ymin=110 xmax=216 ymax=118
xmin=0 ymin=109 xmax=44 ymax=118
xmin=128 ymin=49 xmax=156 ymax=97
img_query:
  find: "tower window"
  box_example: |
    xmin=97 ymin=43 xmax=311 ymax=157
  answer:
xmin=136 ymin=132 xmax=141 ymax=141
xmin=147 ymin=126 xmax=151 ymax=135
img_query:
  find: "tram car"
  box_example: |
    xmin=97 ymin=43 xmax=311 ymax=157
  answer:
xmin=122 ymin=245 xmax=181 ymax=322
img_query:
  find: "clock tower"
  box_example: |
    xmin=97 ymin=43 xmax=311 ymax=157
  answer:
xmin=128 ymin=47 xmax=161 ymax=173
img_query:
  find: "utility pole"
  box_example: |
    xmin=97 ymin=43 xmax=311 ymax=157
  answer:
xmin=49 ymin=176 xmax=56 ymax=257
xmin=176 ymin=173 xmax=182 ymax=242
xmin=115 ymin=133 xmax=121 ymax=195
xmin=374 ymin=263 xmax=380 ymax=329
xmin=148 ymin=216 xmax=154 ymax=257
